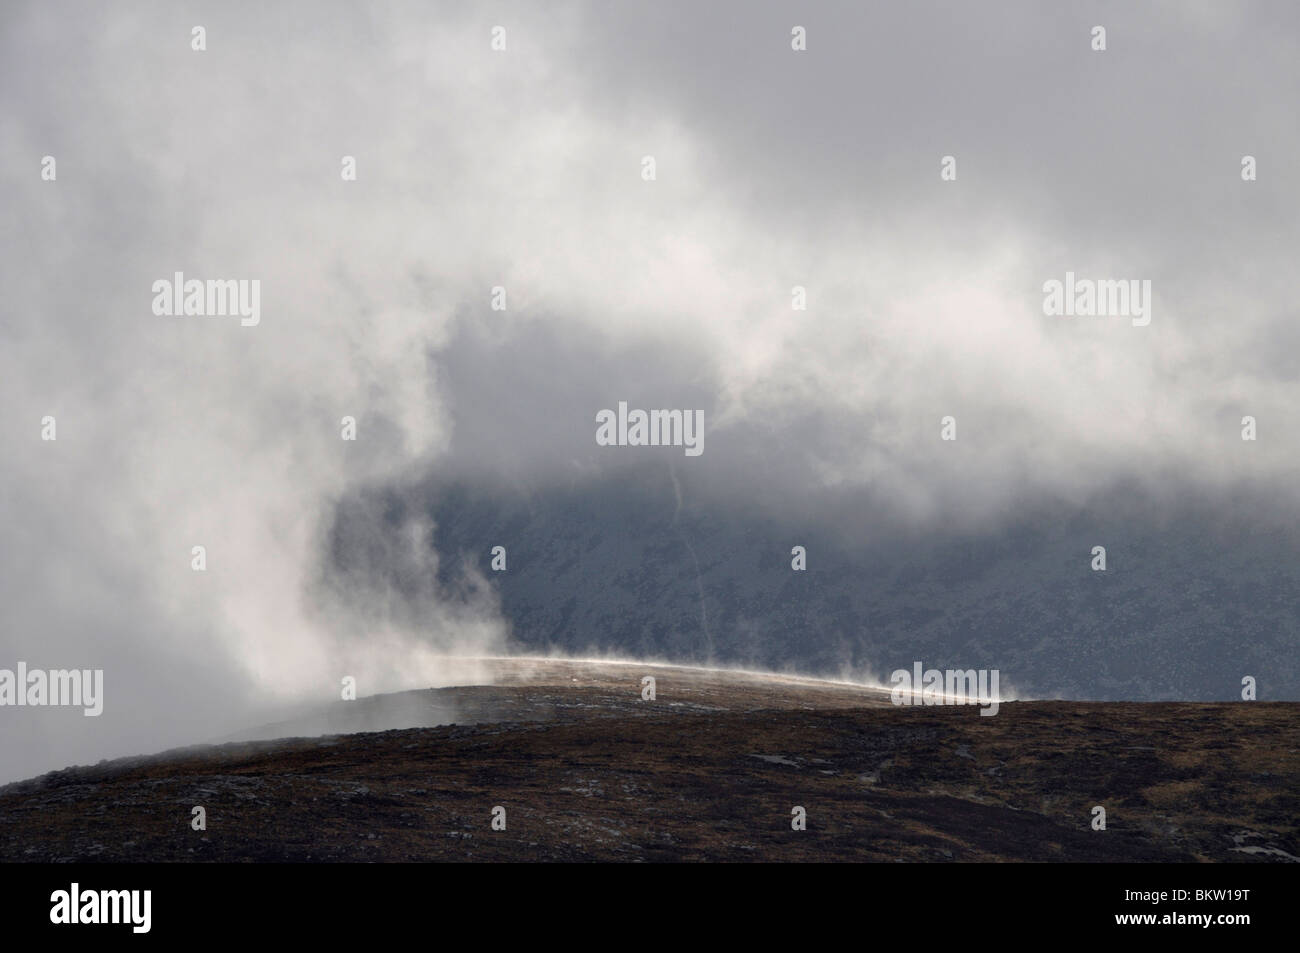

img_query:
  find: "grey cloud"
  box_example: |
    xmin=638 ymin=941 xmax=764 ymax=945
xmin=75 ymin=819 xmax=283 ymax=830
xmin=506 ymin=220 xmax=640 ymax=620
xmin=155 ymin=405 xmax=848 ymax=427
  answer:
xmin=2 ymin=0 xmax=1298 ymax=780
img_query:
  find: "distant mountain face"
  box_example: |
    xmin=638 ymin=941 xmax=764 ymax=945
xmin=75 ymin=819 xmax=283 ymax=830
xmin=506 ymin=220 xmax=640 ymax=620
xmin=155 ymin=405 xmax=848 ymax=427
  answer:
xmin=326 ymin=467 xmax=1300 ymax=702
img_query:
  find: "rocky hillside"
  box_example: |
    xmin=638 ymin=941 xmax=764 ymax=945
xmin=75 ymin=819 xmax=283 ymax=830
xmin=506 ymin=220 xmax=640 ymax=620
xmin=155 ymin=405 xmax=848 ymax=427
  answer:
xmin=1 ymin=660 xmax=1294 ymax=863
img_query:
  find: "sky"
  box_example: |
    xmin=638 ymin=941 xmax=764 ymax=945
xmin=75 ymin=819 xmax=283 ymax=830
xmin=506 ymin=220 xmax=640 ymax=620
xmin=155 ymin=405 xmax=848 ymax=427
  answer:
xmin=1 ymin=0 xmax=1297 ymax=782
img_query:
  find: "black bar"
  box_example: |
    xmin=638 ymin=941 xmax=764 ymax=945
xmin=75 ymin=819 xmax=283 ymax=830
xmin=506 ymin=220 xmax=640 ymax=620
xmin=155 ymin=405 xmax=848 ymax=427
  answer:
xmin=0 ymin=862 xmax=1286 ymax=940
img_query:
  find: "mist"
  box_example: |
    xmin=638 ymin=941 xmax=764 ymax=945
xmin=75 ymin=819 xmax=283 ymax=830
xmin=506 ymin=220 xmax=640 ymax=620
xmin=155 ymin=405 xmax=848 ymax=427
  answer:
xmin=2 ymin=1 xmax=1298 ymax=783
